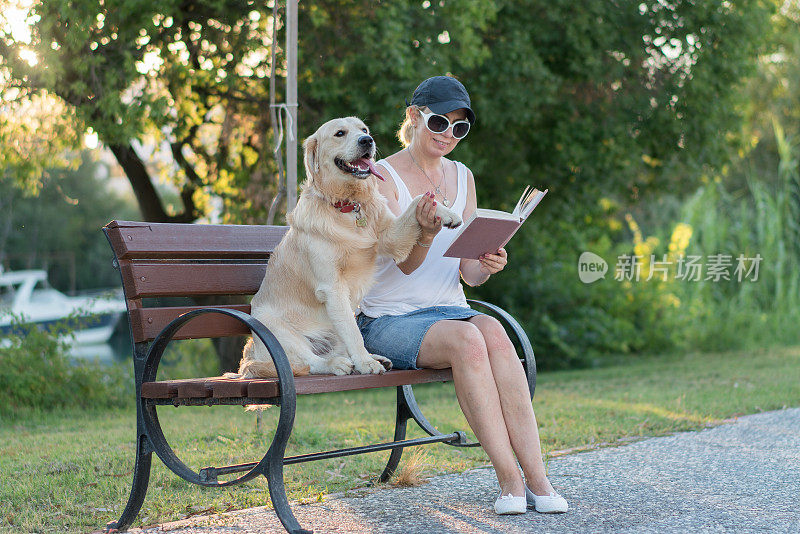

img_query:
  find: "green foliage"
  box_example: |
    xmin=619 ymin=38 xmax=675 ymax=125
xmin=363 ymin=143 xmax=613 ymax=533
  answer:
xmin=742 ymin=3 xmax=800 ymax=142
xmin=0 ymin=315 xmax=224 ymax=416
xmin=2 ymin=0 xmax=289 ymax=222
xmin=469 ymin=113 xmax=800 ymax=369
xmin=672 ymin=119 xmax=800 ymax=351
xmin=0 ymin=316 xmax=132 ymax=414
xmin=296 ymin=0 xmax=777 ymax=217
xmin=0 ymin=91 xmax=83 ymax=192
xmin=471 ymin=217 xmax=682 ymax=369
xmin=1 ymin=0 xmax=780 ymax=223
xmin=0 ymin=151 xmax=138 ymax=291
xmin=157 ymin=338 xmax=222 ymax=380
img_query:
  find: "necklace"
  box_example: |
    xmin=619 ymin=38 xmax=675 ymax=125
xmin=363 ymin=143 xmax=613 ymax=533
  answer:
xmin=408 ymin=149 xmax=449 ymax=207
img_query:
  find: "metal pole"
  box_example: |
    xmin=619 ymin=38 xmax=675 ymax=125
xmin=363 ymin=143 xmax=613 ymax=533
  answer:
xmin=285 ymin=0 xmax=298 ymax=213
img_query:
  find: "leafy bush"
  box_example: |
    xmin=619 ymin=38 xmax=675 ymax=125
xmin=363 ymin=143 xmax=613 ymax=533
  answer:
xmin=0 ymin=317 xmax=132 ymax=415
xmin=470 ymin=220 xmax=682 ymax=370
xmin=669 ymin=124 xmax=800 ymax=351
xmin=157 ymin=338 xmax=222 ymax=381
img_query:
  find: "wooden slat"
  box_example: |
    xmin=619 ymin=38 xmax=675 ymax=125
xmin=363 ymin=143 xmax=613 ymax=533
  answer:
xmin=140 ymin=369 xmax=455 ymax=400
xmin=141 ymin=379 xmax=181 ymax=399
xmin=141 ymin=377 xmax=252 ymax=399
xmin=248 ymin=368 xmax=455 ymax=398
xmin=104 ymin=220 xmax=288 ymax=260
xmin=212 ymin=379 xmax=251 ymax=398
xmin=120 ymin=263 xmax=266 ymax=299
xmin=294 ymin=369 xmax=453 ymax=394
xmin=178 ymin=380 xmax=213 ymax=398
xmin=246 ymin=379 xmax=280 ymax=399
xmin=130 ymin=305 xmax=252 ymax=343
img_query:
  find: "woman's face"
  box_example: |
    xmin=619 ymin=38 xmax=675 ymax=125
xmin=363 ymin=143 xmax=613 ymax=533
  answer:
xmin=412 ymin=107 xmax=468 ymax=158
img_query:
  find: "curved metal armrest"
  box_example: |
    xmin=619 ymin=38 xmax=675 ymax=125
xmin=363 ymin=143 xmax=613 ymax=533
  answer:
xmin=142 ymin=307 xmax=294 ymax=392
xmin=140 ymin=307 xmax=297 ymax=487
xmin=466 ymin=299 xmax=536 ymax=399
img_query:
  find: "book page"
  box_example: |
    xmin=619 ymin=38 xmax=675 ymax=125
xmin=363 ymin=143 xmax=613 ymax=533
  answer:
xmin=520 ymin=188 xmax=547 ymax=219
xmin=474 ymin=208 xmax=518 ymax=221
xmin=518 ymin=187 xmax=538 ymax=213
xmin=512 ymin=185 xmax=532 ymax=217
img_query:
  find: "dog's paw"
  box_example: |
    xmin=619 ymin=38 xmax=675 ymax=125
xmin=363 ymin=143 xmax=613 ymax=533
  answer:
xmin=371 ymin=354 xmax=393 ymax=371
xmin=324 ymin=356 xmax=355 ymax=376
xmin=352 ymin=356 xmax=388 ymax=375
xmin=436 ymin=205 xmax=462 ymax=229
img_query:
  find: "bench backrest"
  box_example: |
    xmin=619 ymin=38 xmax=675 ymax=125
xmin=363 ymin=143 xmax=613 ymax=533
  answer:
xmin=104 ymin=220 xmax=288 ymax=343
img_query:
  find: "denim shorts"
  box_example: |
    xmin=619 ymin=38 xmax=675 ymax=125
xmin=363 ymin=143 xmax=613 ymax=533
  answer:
xmin=356 ymin=306 xmax=482 ymax=370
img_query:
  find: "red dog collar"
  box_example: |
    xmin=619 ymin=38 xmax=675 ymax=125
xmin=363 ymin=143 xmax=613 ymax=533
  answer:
xmin=333 ymin=200 xmax=360 ymax=213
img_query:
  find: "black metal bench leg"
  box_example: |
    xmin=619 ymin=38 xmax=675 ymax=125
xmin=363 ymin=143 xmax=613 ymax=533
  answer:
xmin=105 ymin=433 xmax=152 ymax=533
xmin=265 ymin=458 xmax=312 ymax=534
xmin=379 ymin=386 xmax=413 ymax=483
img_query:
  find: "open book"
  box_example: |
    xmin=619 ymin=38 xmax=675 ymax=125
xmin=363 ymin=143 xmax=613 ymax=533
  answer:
xmin=443 ymin=186 xmax=547 ymax=259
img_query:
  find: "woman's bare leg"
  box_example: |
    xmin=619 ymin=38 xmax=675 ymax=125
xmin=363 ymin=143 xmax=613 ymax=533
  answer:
xmin=416 ymin=319 xmax=525 ymax=496
xmin=467 ymin=314 xmax=556 ymax=495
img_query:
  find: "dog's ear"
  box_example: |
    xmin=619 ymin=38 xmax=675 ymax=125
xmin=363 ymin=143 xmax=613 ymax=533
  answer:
xmin=303 ymin=134 xmax=320 ymax=179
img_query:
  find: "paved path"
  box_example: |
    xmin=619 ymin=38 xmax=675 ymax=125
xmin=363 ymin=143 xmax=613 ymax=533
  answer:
xmin=131 ymin=408 xmax=800 ymax=533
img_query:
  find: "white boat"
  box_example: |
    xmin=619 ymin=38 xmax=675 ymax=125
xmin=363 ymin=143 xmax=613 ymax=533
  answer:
xmin=0 ymin=267 xmax=127 ymax=345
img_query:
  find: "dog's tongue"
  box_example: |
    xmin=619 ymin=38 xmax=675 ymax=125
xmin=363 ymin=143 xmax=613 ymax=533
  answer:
xmin=353 ymin=158 xmax=386 ymax=181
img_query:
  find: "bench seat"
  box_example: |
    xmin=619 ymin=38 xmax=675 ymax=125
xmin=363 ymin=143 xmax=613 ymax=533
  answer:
xmin=141 ymin=368 xmax=454 ymax=401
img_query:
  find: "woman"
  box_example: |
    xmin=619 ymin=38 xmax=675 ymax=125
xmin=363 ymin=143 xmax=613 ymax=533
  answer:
xmin=357 ymin=76 xmax=568 ymax=515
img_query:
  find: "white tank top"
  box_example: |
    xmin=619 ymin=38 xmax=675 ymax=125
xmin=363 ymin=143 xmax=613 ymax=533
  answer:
xmin=359 ymin=158 xmax=470 ymax=317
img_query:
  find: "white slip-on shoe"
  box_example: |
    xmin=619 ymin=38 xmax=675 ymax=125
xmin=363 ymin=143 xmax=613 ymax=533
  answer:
xmin=525 ymin=486 xmax=568 ymax=513
xmin=494 ymin=493 xmax=527 ymax=515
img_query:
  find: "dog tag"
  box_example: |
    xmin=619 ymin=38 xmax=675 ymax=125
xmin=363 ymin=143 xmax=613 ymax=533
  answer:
xmin=352 ymin=204 xmax=367 ymax=228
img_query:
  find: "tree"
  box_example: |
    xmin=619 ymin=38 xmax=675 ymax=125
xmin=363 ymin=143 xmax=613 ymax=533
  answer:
xmin=0 ymin=152 xmax=138 ymax=291
xmin=2 ymin=0 xmax=777 ymax=220
xmin=743 ymin=1 xmax=800 ymax=141
xmin=2 ymin=0 xmax=287 ymax=224
xmin=293 ymin=1 xmax=778 ymax=212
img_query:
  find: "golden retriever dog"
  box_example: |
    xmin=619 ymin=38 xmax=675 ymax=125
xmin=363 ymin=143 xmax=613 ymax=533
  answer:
xmin=234 ymin=117 xmax=462 ymax=378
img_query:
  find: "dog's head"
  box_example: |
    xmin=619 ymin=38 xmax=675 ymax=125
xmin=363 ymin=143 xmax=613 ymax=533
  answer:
xmin=303 ymin=117 xmax=387 ymax=189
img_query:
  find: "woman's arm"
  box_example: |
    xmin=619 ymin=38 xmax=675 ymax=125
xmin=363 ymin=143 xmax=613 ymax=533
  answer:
xmin=459 ymin=168 xmax=508 ymax=286
xmin=375 ymin=163 xmax=441 ymax=275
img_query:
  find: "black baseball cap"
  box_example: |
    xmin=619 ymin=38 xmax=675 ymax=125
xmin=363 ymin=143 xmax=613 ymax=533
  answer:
xmin=408 ymin=75 xmax=476 ymax=124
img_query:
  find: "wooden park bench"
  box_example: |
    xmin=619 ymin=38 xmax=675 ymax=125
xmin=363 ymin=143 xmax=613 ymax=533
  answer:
xmin=102 ymin=220 xmax=536 ymax=534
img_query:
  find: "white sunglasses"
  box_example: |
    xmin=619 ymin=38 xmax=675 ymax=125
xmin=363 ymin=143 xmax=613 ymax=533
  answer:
xmin=417 ymin=108 xmax=471 ymax=139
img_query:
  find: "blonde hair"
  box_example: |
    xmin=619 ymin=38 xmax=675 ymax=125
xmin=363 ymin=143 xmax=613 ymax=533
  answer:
xmin=397 ymin=105 xmax=420 ymax=148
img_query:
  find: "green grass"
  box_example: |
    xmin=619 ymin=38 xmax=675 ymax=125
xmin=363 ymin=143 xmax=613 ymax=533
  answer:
xmin=2 ymin=345 xmax=799 ymax=533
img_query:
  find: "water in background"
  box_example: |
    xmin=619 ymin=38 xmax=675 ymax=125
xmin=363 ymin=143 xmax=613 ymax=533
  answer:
xmin=67 ymin=321 xmax=132 ymax=364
